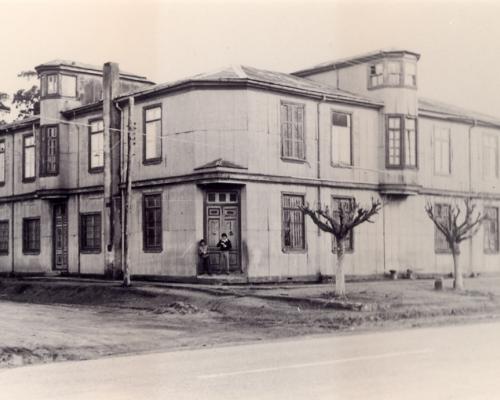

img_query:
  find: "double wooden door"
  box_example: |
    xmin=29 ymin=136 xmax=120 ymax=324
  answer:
xmin=206 ymin=192 xmax=240 ymax=273
xmin=53 ymin=203 xmax=68 ymax=271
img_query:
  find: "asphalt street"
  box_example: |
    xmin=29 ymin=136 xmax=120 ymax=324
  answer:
xmin=2 ymin=321 xmax=500 ymax=399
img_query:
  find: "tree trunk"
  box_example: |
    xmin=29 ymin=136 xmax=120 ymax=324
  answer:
xmin=452 ymin=244 xmax=464 ymax=290
xmin=335 ymin=240 xmax=346 ymax=297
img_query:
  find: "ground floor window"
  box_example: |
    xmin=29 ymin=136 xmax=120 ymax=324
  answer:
xmin=282 ymin=193 xmax=305 ymax=251
xmin=143 ymin=193 xmax=162 ymax=251
xmin=22 ymin=217 xmax=40 ymax=254
xmin=332 ymin=196 xmax=354 ymax=252
xmin=484 ymin=206 xmax=499 ymax=254
xmin=434 ymin=203 xmax=451 ymax=253
xmin=0 ymin=220 xmax=8 ymax=254
xmin=80 ymin=213 xmax=101 ymax=252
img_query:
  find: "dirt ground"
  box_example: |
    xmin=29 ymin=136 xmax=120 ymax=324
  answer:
xmin=1 ymin=275 xmax=500 ymax=369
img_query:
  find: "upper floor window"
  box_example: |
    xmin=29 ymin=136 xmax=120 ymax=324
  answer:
xmin=281 ymin=193 xmax=305 ymax=251
xmin=89 ymin=119 xmax=104 ymax=172
xmin=332 ymin=197 xmax=354 ymax=253
xmin=387 ymin=61 xmax=401 ymax=85
xmin=23 ymin=134 xmax=35 ymax=181
xmin=281 ymin=102 xmax=305 ymax=161
xmin=434 ymin=203 xmax=451 ymax=253
xmin=40 ymin=125 xmax=59 ymax=176
xmin=143 ymin=193 xmax=162 ymax=251
xmin=484 ymin=206 xmax=499 ymax=254
xmin=369 ymin=63 xmax=384 ymax=87
xmin=0 ymin=140 xmax=5 ymax=185
xmin=143 ymin=105 xmax=162 ymax=163
xmin=41 ymin=74 xmax=77 ymax=97
xmin=434 ymin=127 xmax=451 ymax=175
xmin=369 ymin=60 xmax=417 ymax=89
xmin=386 ymin=115 xmax=417 ymax=169
xmin=331 ymin=111 xmax=352 ymax=166
xmin=482 ymin=133 xmax=498 ymax=179
xmin=405 ymin=62 xmax=417 ymax=86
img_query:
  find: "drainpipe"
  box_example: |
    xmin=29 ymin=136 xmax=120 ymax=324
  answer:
xmin=468 ymin=119 xmax=476 ymax=273
xmin=76 ymin=123 xmax=81 ymax=276
xmin=10 ymin=127 xmax=15 ymax=275
xmin=316 ymin=96 xmax=326 ymax=228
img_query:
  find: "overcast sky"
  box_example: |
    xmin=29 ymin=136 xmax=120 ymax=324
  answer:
xmin=1 ymin=0 xmax=500 ymax=121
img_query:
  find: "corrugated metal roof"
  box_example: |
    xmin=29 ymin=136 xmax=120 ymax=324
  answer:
xmin=0 ymin=115 xmax=39 ymax=133
xmin=418 ymin=97 xmax=500 ymax=127
xmin=115 ymin=64 xmax=384 ymax=107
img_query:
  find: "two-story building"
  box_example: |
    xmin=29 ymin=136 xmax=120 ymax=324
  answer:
xmin=0 ymin=49 xmax=499 ymax=282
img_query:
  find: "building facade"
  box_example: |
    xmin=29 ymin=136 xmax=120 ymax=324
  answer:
xmin=0 ymin=50 xmax=499 ymax=282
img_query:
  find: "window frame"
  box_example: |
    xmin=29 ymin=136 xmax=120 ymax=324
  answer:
xmin=60 ymin=74 xmax=77 ymax=98
xmin=0 ymin=139 xmax=6 ymax=186
xmin=331 ymin=196 xmax=354 ymax=253
xmin=79 ymin=212 xmax=102 ymax=253
xmin=40 ymin=125 xmax=59 ymax=176
xmin=143 ymin=104 xmax=163 ymax=165
xmin=22 ymin=133 xmax=36 ymax=182
xmin=22 ymin=217 xmax=41 ymax=255
xmin=0 ymin=219 xmax=9 ymax=255
xmin=143 ymin=192 xmax=163 ymax=252
xmin=330 ymin=110 xmax=353 ymax=167
xmin=281 ymin=192 xmax=306 ymax=253
xmin=368 ymin=59 xmax=417 ymax=89
xmin=88 ymin=118 xmax=104 ymax=173
xmin=434 ymin=203 xmax=452 ymax=254
xmin=433 ymin=127 xmax=452 ymax=176
xmin=482 ymin=133 xmax=499 ymax=180
xmin=484 ymin=206 xmax=499 ymax=254
xmin=385 ymin=115 xmax=418 ymax=169
xmin=280 ymin=101 xmax=306 ymax=163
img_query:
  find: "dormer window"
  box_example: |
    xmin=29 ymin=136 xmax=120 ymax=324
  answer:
xmin=369 ymin=63 xmax=384 ymax=87
xmin=387 ymin=61 xmax=401 ymax=85
xmin=368 ymin=60 xmax=417 ymax=89
xmin=41 ymin=73 xmax=77 ymax=97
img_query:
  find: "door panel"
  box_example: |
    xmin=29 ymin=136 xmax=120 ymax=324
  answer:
xmin=53 ymin=203 xmax=68 ymax=271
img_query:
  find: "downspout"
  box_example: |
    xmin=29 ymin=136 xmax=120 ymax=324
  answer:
xmin=76 ymin=122 xmax=81 ymax=276
xmin=10 ymin=127 xmax=15 ymax=275
xmin=468 ymin=119 xmax=476 ymax=273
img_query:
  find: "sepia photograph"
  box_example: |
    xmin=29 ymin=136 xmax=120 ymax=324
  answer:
xmin=1 ymin=0 xmax=500 ymax=398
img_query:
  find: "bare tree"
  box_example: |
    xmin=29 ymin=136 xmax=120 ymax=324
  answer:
xmin=301 ymin=198 xmax=382 ymax=297
xmin=425 ymin=198 xmax=484 ymax=290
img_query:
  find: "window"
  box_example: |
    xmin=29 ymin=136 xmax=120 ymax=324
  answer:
xmin=143 ymin=193 xmax=162 ymax=251
xmin=434 ymin=127 xmax=451 ymax=175
xmin=23 ymin=134 xmax=35 ymax=181
xmin=22 ymin=217 xmax=40 ymax=254
xmin=332 ymin=197 xmax=354 ymax=252
xmin=282 ymin=194 xmax=305 ymax=251
xmin=484 ymin=207 xmax=499 ymax=254
xmin=40 ymin=126 xmax=59 ymax=176
xmin=0 ymin=220 xmax=8 ymax=255
xmin=46 ymin=74 xmax=58 ymax=95
xmin=61 ymin=75 xmax=77 ymax=97
xmin=143 ymin=105 xmax=162 ymax=163
xmin=280 ymin=102 xmax=305 ymax=161
xmin=331 ymin=111 xmax=352 ymax=166
xmin=405 ymin=62 xmax=417 ymax=86
xmin=80 ymin=213 xmax=101 ymax=252
xmin=386 ymin=115 xmax=417 ymax=168
xmin=0 ymin=140 xmax=5 ymax=185
xmin=369 ymin=63 xmax=384 ymax=87
xmin=89 ymin=119 xmax=104 ymax=172
xmin=482 ymin=134 xmax=498 ymax=179
xmin=434 ymin=204 xmax=451 ymax=253
xmin=387 ymin=61 xmax=402 ymax=85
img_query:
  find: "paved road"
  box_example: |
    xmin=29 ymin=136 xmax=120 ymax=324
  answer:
xmin=2 ymin=321 xmax=500 ymax=399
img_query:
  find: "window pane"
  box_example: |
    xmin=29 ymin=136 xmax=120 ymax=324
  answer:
xmin=47 ymin=75 xmax=58 ymax=94
xmin=282 ymin=194 xmax=305 ymax=250
xmin=61 ymin=75 xmax=77 ymax=97
xmin=90 ymin=131 xmax=104 ymax=168
xmin=405 ymin=119 xmax=417 ymax=167
xmin=281 ymin=103 xmax=305 ymax=160
xmin=143 ymin=194 xmax=162 ymax=250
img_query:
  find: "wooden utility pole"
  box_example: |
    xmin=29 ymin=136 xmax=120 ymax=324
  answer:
xmin=103 ymin=62 xmax=122 ymax=279
xmin=123 ymin=97 xmax=135 ymax=287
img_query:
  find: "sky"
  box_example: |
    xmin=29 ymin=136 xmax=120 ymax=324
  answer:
xmin=1 ymin=0 xmax=500 ymax=121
